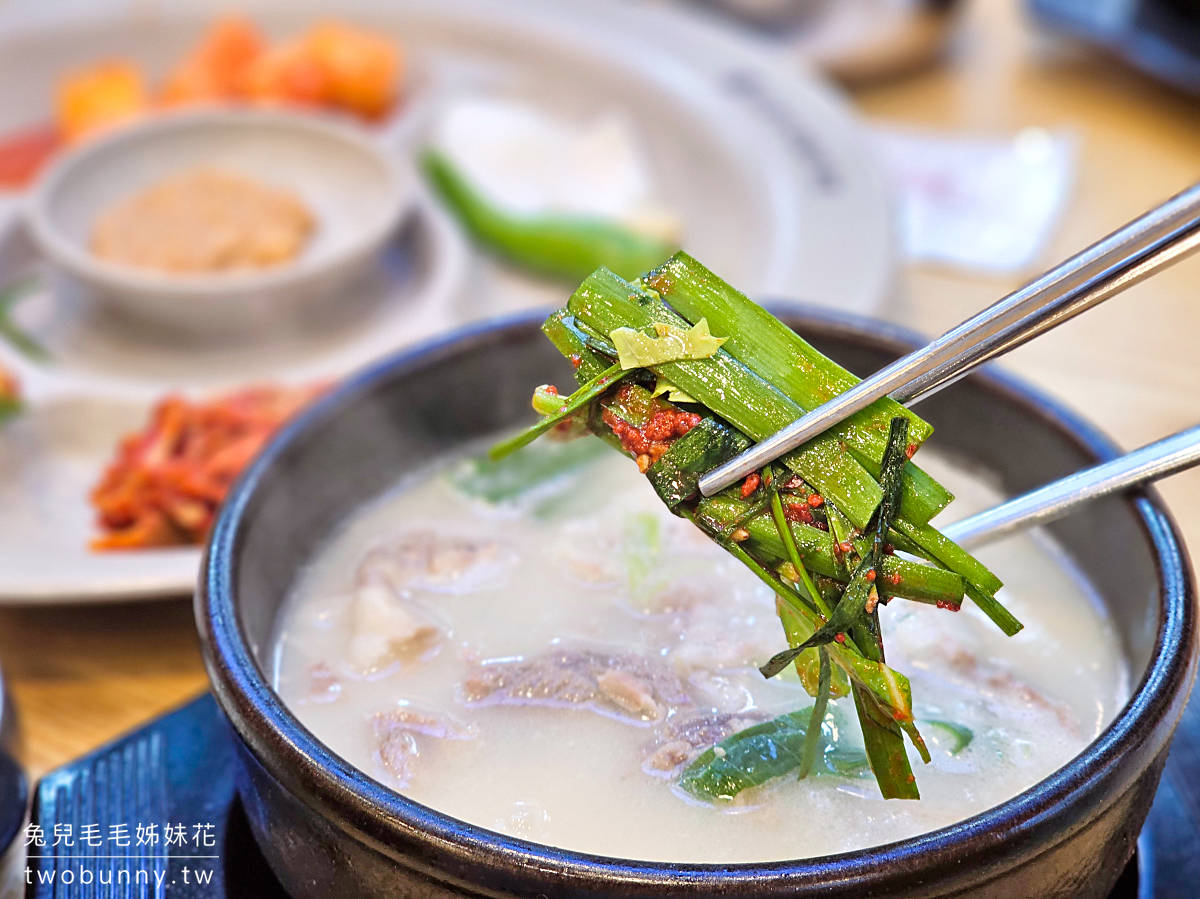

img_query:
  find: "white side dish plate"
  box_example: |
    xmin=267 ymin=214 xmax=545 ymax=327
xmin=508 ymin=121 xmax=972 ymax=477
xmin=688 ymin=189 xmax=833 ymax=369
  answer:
xmin=0 ymin=0 xmax=896 ymax=604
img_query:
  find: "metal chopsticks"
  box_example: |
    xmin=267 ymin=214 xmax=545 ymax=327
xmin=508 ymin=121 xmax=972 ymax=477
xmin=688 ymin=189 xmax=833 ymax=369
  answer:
xmin=940 ymin=423 xmax=1200 ymax=549
xmin=698 ymin=180 xmax=1200 ymax=497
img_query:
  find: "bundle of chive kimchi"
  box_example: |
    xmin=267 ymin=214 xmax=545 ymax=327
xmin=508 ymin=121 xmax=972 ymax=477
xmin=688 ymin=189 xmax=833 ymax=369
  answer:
xmin=491 ymin=252 xmax=1022 ymax=800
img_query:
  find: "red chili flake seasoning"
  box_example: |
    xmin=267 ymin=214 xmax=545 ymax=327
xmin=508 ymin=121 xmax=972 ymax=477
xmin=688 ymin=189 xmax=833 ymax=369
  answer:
xmin=601 ymin=408 xmax=648 ymax=454
xmin=936 ymin=600 xmax=962 ymax=611
xmin=834 ymin=633 xmax=846 ymax=644
xmin=807 ymin=494 xmax=823 ymax=508
xmin=544 ymin=385 xmax=559 ymax=396
xmin=905 ymin=443 xmax=918 ymax=459
xmin=887 ymin=572 xmax=902 ymax=586
xmin=569 ymin=355 xmax=582 ymax=369
xmin=740 ymin=473 xmax=761 ymax=498
xmin=883 ymin=542 xmax=895 ymax=555
xmin=601 ymin=394 xmax=703 ymax=465
xmin=837 ymin=540 xmax=853 ymax=556
xmin=865 ymin=569 xmax=877 ymax=582
xmin=642 ymin=412 xmax=677 ymax=442
xmin=784 ymin=502 xmax=814 ymax=524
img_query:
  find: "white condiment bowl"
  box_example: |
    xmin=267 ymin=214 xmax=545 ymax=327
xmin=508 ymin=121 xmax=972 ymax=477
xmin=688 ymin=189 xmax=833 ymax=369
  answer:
xmin=25 ymin=109 xmax=416 ymax=337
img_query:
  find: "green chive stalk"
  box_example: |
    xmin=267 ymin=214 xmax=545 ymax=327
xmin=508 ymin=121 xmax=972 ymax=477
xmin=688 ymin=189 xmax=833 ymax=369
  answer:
xmin=568 ymin=268 xmax=887 ymax=530
xmin=492 ymin=258 xmax=1023 ymax=801
xmin=646 ymin=252 xmax=950 ymax=525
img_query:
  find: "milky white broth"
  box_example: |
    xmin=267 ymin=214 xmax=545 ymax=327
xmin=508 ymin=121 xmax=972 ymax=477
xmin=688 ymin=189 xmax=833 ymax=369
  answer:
xmin=272 ymin=438 xmax=1129 ymax=863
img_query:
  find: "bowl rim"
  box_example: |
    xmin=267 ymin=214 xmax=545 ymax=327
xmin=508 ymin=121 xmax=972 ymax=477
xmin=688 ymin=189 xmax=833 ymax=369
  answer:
xmin=24 ymin=106 xmax=413 ymax=297
xmin=199 ymin=305 xmax=1197 ymax=892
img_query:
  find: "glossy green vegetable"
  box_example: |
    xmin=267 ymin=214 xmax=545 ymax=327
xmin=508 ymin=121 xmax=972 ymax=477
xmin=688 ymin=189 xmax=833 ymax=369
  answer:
xmin=697 ymin=494 xmax=966 ymax=607
xmin=892 ymin=518 xmax=1021 ymax=636
xmin=853 ymin=682 xmax=919 ymax=800
xmin=541 ymin=310 xmax=611 ymax=382
xmin=770 ymin=588 xmax=917 ymax=735
xmin=567 ymin=269 xmax=886 ymax=530
xmin=647 ymin=252 xmax=950 ymax=526
xmin=452 ymin=438 xmax=607 ymax=503
xmin=798 ymin=648 xmax=832 ymax=779
xmin=488 ymin=362 xmax=624 ymax=460
xmin=494 ymin=258 xmax=1024 ymax=802
xmin=647 ymin=417 xmax=751 ymax=508
xmin=924 ymin=720 xmax=973 ymax=755
xmin=679 ymin=710 xmax=809 ymax=800
xmin=610 ymin=318 xmax=726 ymax=367
xmin=768 ymin=465 xmax=828 ymax=617
xmin=423 ymin=150 xmax=675 ymax=282
xmin=772 ymin=600 xmax=912 ymax=796
xmin=679 ymin=707 xmax=871 ymax=801
xmin=647 ymin=253 xmax=924 ymax=439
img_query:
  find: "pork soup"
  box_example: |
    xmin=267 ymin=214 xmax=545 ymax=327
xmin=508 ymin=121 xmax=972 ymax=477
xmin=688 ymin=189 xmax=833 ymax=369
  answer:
xmin=272 ymin=439 xmax=1129 ymax=863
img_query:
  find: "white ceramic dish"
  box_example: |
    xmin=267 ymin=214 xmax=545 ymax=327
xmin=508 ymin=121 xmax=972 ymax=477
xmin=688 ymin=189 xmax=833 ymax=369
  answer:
xmin=25 ymin=109 xmax=417 ymax=337
xmin=0 ymin=198 xmax=468 ymax=605
xmin=0 ymin=0 xmax=897 ymax=605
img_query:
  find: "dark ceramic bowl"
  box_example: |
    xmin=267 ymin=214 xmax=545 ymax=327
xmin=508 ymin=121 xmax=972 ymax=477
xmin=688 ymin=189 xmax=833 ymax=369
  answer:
xmin=198 ymin=308 xmax=1197 ymax=899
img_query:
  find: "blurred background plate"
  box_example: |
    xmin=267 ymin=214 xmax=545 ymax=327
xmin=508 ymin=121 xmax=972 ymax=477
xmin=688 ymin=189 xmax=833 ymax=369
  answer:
xmin=0 ymin=0 xmax=896 ymax=603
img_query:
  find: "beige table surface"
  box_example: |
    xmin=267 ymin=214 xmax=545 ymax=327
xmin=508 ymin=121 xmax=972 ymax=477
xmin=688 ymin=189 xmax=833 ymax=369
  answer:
xmin=3 ymin=0 xmax=1199 ymax=785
